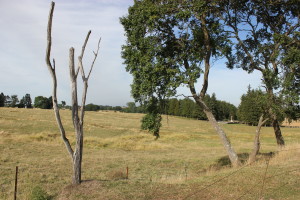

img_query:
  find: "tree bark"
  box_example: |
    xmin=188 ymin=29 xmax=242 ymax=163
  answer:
xmin=73 ymin=126 xmax=83 ymax=184
xmin=248 ymin=115 xmax=268 ymax=164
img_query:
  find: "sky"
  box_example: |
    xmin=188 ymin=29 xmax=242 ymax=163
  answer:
xmin=0 ymin=0 xmax=263 ymax=107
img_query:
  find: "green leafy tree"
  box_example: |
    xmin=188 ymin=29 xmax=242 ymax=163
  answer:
xmin=125 ymin=102 xmax=138 ymax=113
xmin=114 ymin=106 xmax=123 ymax=111
xmin=221 ymin=0 xmax=300 ymax=146
xmin=282 ymin=50 xmax=300 ymax=121
xmin=121 ymin=0 xmax=241 ymax=166
xmin=238 ymin=88 xmax=270 ymax=126
xmin=206 ymin=93 xmax=219 ymax=120
xmin=192 ymin=102 xmax=207 ymax=120
xmin=141 ymin=97 xmax=161 ymax=139
xmin=61 ymin=101 xmax=66 ymax=108
xmin=180 ymin=98 xmax=194 ymax=118
xmin=10 ymin=95 xmax=19 ymax=107
xmin=85 ymin=103 xmax=100 ymax=111
xmin=0 ymin=93 xmax=5 ymax=107
xmin=168 ymin=98 xmax=179 ymax=116
xmin=24 ymin=94 xmax=32 ymax=108
xmin=18 ymin=97 xmax=25 ymax=108
xmin=34 ymin=96 xmax=52 ymax=109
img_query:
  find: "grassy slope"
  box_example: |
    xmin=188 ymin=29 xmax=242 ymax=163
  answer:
xmin=0 ymin=107 xmax=299 ymax=199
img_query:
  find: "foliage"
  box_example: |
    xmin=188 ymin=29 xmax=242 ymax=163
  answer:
xmin=85 ymin=103 xmax=101 ymax=111
xmin=10 ymin=95 xmax=19 ymax=107
xmin=30 ymin=186 xmax=52 ymax=200
xmin=61 ymin=101 xmax=66 ymax=108
xmin=141 ymin=113 xmax=162 ymax=139
xmin=34 ymin=96 xmax=52 ymax=109
xmin=237 ymin=87 xmax=285 ymax=126
xmin=222 ymin=0 xmax=300 ymax=127
xmin=18 ymin=94 xmax=32 ymax=108
xmin=120 ymin=0 xmax=230 ymax=136
xmin=124 ymin=102 xmax=138 ymax=113
xmin=165 ymin=95 xmax=237 ymax=121
xmin=121 ymin=0 xmax=229 ymax=99
xmin=282 ymin=61 xmax=300 ymax=121
xmin=0 ymin=93 xmax=32 ymax=108
xmin=141 ymin=97 xmax=162 ymax=139
xmin=0 ymin=93 xmax=5 ymax=107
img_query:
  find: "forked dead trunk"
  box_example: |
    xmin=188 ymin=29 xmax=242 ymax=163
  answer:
xmin=46 ymin=1 xmax=100 ymax=185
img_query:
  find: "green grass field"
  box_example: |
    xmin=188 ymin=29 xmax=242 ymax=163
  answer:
xmin=0 ymin=107 xmax=299 ymax=199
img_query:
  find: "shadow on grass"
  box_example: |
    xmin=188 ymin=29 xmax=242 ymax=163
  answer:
xmin=208 ymin=152 xmax=276 ymax=170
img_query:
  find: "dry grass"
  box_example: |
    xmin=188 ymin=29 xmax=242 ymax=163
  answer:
xmin=0 ymin=107 xmax=300 ymax=199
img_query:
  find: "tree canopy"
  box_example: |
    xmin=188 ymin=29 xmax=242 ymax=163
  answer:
xmin=221 ymin=0 xmax=300 ymax=145
xmin=34 ymin=96 xmax=53 ymax=109
xmin=121 ymin=0 xmax=242 ymax=166
xmin=121 ymin=0 xmax=229 ymax=103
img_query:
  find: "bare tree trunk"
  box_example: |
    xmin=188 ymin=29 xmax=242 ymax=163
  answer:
xmin=73 ymin=127 xmax=83 ymax=184
xmin=248 ymin=115 xmax=269 ymax=164
xmin=46 ymin=1 xmax=101 ymax=185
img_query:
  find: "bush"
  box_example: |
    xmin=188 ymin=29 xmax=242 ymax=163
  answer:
xmin=30 ymin=186 xmax=52 ymax=200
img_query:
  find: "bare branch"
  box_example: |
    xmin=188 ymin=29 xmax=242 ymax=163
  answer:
xmin=46 ymin=1 xmax=55 ymax=70
xmin=75 ymin=67 xmax=80 ymax=78
xmin=87 ymin=37 xmax=101 ymax=80
xmin=78 ymin=30 xmax=92 ymax=79
xmin=52 ymin=59 xmax=55 ymax=70
xmin=77 ymin=33 xmax=101 ymax=125
xmin=174 ymin=94 xmax=193 ymax=98
xmin=46 ymin=1 xmax=74 ymax=157
xmin=69 ymin=47 xmax=80 ymax=129
xmin=80 ymin=30 xmax=91 ymax=58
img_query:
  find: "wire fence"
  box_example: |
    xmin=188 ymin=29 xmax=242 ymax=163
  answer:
xmin=182 ymin=147 xmax=300 ymax=200
xmin=1 ymin=147 xmax=299 ymax=199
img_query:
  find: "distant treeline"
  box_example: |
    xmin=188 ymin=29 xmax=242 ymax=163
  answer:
xmin=161 ymin=94 xmax=237 ymax=121
xmin=0 ymin=92 xmax=32 ymax=108
xmin=85 ymin=93 xmax=237 ymax=122
xmin=1 ymin=91 xmax=237 ymax=122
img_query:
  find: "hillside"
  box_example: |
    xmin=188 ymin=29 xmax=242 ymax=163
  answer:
xmin=0 ymin=107 xmax=299 ymax=199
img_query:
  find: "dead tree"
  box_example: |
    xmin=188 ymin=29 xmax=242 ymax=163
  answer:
xmin=45 ymin=1 xmax=101 ymax=184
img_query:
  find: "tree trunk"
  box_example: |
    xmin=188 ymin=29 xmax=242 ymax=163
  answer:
xmin=248 ymin=115 xmax=268 ymax=164
xmin=272 ymin=118 xmax=285 ymax=146
xmin=73 ymin=126 xmax=83 ymax=184
xmin=267 ymin=88 xmax=285 ymax=146
xmin=195 ymin=98 xmax=241 ymax=167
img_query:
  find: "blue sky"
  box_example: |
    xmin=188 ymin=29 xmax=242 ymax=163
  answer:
xmin=0 ymin=0 xmax=262 ymax=106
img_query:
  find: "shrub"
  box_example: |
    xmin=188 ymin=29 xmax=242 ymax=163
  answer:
xmin=30 ymin=186 xmax=52 ymax=200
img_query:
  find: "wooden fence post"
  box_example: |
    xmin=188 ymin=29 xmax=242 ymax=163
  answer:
xmin=14 ymin=166 xmax=18 ymax=200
